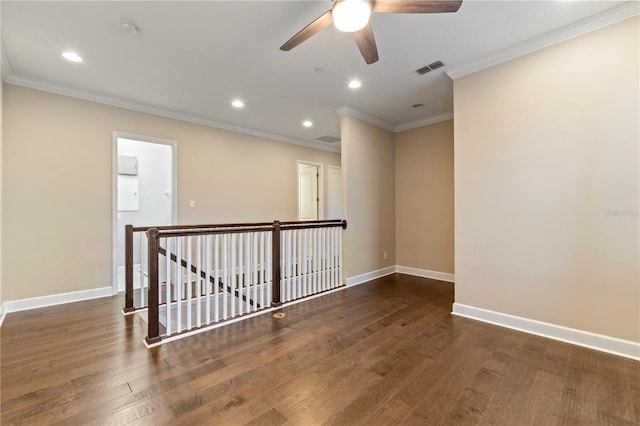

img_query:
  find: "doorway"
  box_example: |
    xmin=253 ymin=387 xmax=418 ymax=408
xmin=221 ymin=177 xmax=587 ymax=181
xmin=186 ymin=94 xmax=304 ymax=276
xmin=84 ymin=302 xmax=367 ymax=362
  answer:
xmin=112 ymin=132 xmax=177 ymax=293
xmin=298 ymin=161 xmax=322 ymax=221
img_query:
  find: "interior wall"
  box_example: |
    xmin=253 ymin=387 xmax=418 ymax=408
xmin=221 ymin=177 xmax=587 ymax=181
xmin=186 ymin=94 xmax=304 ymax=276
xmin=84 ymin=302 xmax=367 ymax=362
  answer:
xmin=2 ymin=85 xmax=340 ymax=301
xmin=340 ymin=114 xmax=395 ymax=278
xmin=395 ymin=120 xmax=454 ymax=274
xmin=454 ymin=16 xmax=639 ymax=342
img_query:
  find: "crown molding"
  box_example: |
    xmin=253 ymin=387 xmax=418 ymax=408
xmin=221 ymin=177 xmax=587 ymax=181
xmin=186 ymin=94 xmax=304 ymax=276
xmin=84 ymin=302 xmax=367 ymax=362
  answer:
xmin=447 ymin=2 xmax=640 ymax=80
xmin=336 ymin=106 xmax=395 ymax=132
xmin=395 ymin=112 xmax=453 ymax=132
xmin=4 ymin=73 xmax=341 ymax=154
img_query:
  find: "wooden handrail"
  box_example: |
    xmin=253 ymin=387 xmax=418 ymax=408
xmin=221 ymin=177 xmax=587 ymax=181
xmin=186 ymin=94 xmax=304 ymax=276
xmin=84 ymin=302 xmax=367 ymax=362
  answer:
xmin=132 ymin=219 xmax=344 ymax=233
xmin=132 ymin=222 xmax=274 ymax=233
xmin=157 ymin=225 xmax=273 ymax=238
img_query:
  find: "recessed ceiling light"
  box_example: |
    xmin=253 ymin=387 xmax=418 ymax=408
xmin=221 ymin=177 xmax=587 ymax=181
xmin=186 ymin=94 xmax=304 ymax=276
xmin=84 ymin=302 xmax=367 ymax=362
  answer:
xmin=348 ymin=80 xmax=362 ymax=89
xmin=231 ymin=100 xmax=244 ymax=108
xmin=62 ymin=52 xmax=82 ymax=63
xmin=303 ymin=120 xmax=313 ymax=128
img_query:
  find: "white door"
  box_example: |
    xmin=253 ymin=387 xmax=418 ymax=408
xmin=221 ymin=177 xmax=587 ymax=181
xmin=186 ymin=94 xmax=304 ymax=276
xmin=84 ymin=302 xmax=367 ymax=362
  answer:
xmin=298 ymin=163 xmax=319 ymax=221
xmin=327 ymin=166 xmax=343 ymax=219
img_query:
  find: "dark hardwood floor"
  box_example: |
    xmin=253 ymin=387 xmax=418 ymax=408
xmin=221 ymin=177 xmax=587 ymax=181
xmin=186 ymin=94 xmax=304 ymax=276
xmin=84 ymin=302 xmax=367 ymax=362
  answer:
xmin=1 ymin=274 xmax=638 ymax=425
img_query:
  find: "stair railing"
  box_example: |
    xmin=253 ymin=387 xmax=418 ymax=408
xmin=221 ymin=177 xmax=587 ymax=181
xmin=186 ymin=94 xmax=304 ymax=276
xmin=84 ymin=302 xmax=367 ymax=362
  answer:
xmin=122 ymin=220 xmax=347 ymax=345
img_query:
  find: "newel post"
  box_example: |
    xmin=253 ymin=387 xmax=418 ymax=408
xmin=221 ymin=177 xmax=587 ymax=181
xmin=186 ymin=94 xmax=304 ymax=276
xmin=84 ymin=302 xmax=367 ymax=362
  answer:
xmin=272 ymin=220 xmax=282 ymax=306
xmin=146 ymin=228 xmax=161 ymax=345
xmin=123 ymin=224 xmax=135 ymax=313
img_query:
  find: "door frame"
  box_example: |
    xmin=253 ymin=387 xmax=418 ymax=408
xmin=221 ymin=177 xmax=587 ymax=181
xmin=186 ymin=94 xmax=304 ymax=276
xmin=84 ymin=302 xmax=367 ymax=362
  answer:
xmin=297 ymin=160 xmax=324 ymax=221
xmin=326 ymin=165 xmax=342 ymax=219
xmin=111 ymin=131 xmax=178 ymax=294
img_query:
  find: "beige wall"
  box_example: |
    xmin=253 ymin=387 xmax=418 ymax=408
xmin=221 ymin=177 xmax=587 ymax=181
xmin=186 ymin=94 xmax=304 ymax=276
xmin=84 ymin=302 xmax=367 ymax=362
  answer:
xmin=454 ymin=17 xmax=639 ymax=342
xmin=2 ymin=85 xmax=340 ymax=301
xmin=395 ymin=120 xmax=454 ymax=274
xmin=340 ymin=114 xmax=395 ymax=278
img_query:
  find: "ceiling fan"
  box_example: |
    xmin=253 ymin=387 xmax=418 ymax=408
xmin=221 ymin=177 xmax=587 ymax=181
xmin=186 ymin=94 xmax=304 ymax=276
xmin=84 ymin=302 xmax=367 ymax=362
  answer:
xmin=280 ymin=0 xmax=463 ymax=65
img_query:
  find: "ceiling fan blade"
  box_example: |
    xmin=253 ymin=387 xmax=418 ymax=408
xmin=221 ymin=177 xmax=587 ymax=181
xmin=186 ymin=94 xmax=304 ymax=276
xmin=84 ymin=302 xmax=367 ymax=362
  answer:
xmin=280 ymin=9 xmax=334 ymax=51
xmin=352 ymin=22 xmax=379 ymax=64
xmin=372 ymin=0 xmax=462 ymax=13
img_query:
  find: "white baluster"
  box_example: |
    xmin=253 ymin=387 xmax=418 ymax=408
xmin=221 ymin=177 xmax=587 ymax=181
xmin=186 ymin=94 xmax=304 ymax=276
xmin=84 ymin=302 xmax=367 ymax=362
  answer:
xmin=139 ymin=232 xmax=145 ymax=308
xmin=232 ymin=233 xmax=237 ymax=317
xmin=186 ymin=236 xmax=192 ymax=330
xmin=196 ymin=235 xmax=202 ymax=328
xmin=213 ymin=234 xmax=218 ymax=323
xmin=296 ymin=229 xmax=302 ymax=299
xmin=252 ymin=232 xmax=258 ymax=312
xmin=302 ymin=229 xmax=308 ymax=297
xmin=238 ymin=233 xmax=243 ymax=316
xmin=314 ymin=228 xmax=319 ymax=294
xmin=260 ymin=231 xmax=265 ymax=309
xmin=338 ymin=227 xmax=343 ymax=286
xmin=331 ymin=228 xmax=338 ymax=288
xmin=265 ymin=232 xmax=273 ymax=306
xmin=207 ymin=234 xmax=213 ymax=325
xmin=165 ymin=238 xmax=172 ymax=335
xmin=222 ymin=234 xmax=228 ymax=320
xmin=176 ymin=237 xmax=183 ymax=333
xmin=320 ymin=228 xmax=325 ymax=291
xmin=245 ymin=232 xmax=250 ymax=313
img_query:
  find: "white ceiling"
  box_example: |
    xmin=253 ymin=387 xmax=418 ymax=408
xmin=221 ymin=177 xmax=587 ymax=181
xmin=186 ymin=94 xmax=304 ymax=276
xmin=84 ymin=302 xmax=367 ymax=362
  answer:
xmin=1 ymin=1 xmax=633 ymax=152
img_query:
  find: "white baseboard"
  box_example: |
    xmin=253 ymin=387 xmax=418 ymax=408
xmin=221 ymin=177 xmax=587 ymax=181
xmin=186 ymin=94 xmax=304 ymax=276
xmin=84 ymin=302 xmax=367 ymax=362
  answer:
xmin=2 ymin=287 xmax=114 ymax=315
xmin=0 ymin=303 xmax=6 ymax=328
xmin=395 ymin=266 xmax=454 ymax=283
xmin=346 ymin=266 xmax=396 ymax=287
xmin=452 ymin=303 xmax=640 ymax=361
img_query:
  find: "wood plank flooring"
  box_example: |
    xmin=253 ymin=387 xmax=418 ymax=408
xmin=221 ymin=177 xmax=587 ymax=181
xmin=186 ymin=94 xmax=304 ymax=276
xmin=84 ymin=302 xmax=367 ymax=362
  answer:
xmin=1 ymin=274 xmax=638 ymax=425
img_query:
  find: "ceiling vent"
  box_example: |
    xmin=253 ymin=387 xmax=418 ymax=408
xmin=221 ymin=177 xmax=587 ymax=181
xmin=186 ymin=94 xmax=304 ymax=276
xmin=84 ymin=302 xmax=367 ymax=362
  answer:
xmin=416 ymin=60 xmax=446 ymax=75
xmin=316 ymin=135 xmax=341 ymax=144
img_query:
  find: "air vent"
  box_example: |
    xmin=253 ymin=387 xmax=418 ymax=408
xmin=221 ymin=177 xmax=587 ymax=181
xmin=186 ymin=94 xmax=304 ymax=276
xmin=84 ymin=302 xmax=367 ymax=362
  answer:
xmin=416 ymin=65 xmax=431 ymax=75
xmin=416 ymin=60 xmax=446 ymax=75
xmin=316 ymin=135 xmax=341 ymax=144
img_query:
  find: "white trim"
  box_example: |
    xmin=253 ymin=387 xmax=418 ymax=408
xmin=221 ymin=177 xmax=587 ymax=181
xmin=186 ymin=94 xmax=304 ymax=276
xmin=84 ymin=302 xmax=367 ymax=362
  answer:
xmin=4 ymin=74 xmax=340 ymax=154
xmin=2 ymin=287 xmax=113 ymax=314
xmin=326 ymin=165 xmax=342 ymax=220
xmin=452 ymin=303 xmax=640 ymax=362
xmin=395 ymin=112 xmax=454 ymax=133
xmin=346 ymin=266 xmax=396 ymax=287
xmin=395 ymin=266 xmax=454 ymax=283
xmin=0 ymin=304 xmax=6 ymax=328
xmin=446 ymin=2 xmax=640 ymax=80
xmin=336 ymin=106 xmax=395 ymax=132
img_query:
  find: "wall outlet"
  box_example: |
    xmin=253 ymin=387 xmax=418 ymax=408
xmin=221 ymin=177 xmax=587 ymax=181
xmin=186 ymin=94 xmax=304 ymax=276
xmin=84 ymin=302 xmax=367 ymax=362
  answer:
xmin=383 ymin=251 xmax=388 ymax=260
xmin=189 ymin=200 xmax=195 ymax=208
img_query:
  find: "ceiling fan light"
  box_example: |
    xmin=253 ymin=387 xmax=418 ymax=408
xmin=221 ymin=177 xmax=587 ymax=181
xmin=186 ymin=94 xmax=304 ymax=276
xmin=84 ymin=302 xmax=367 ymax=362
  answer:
xmin=332 ymin=0 xmax=371 ymax=33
